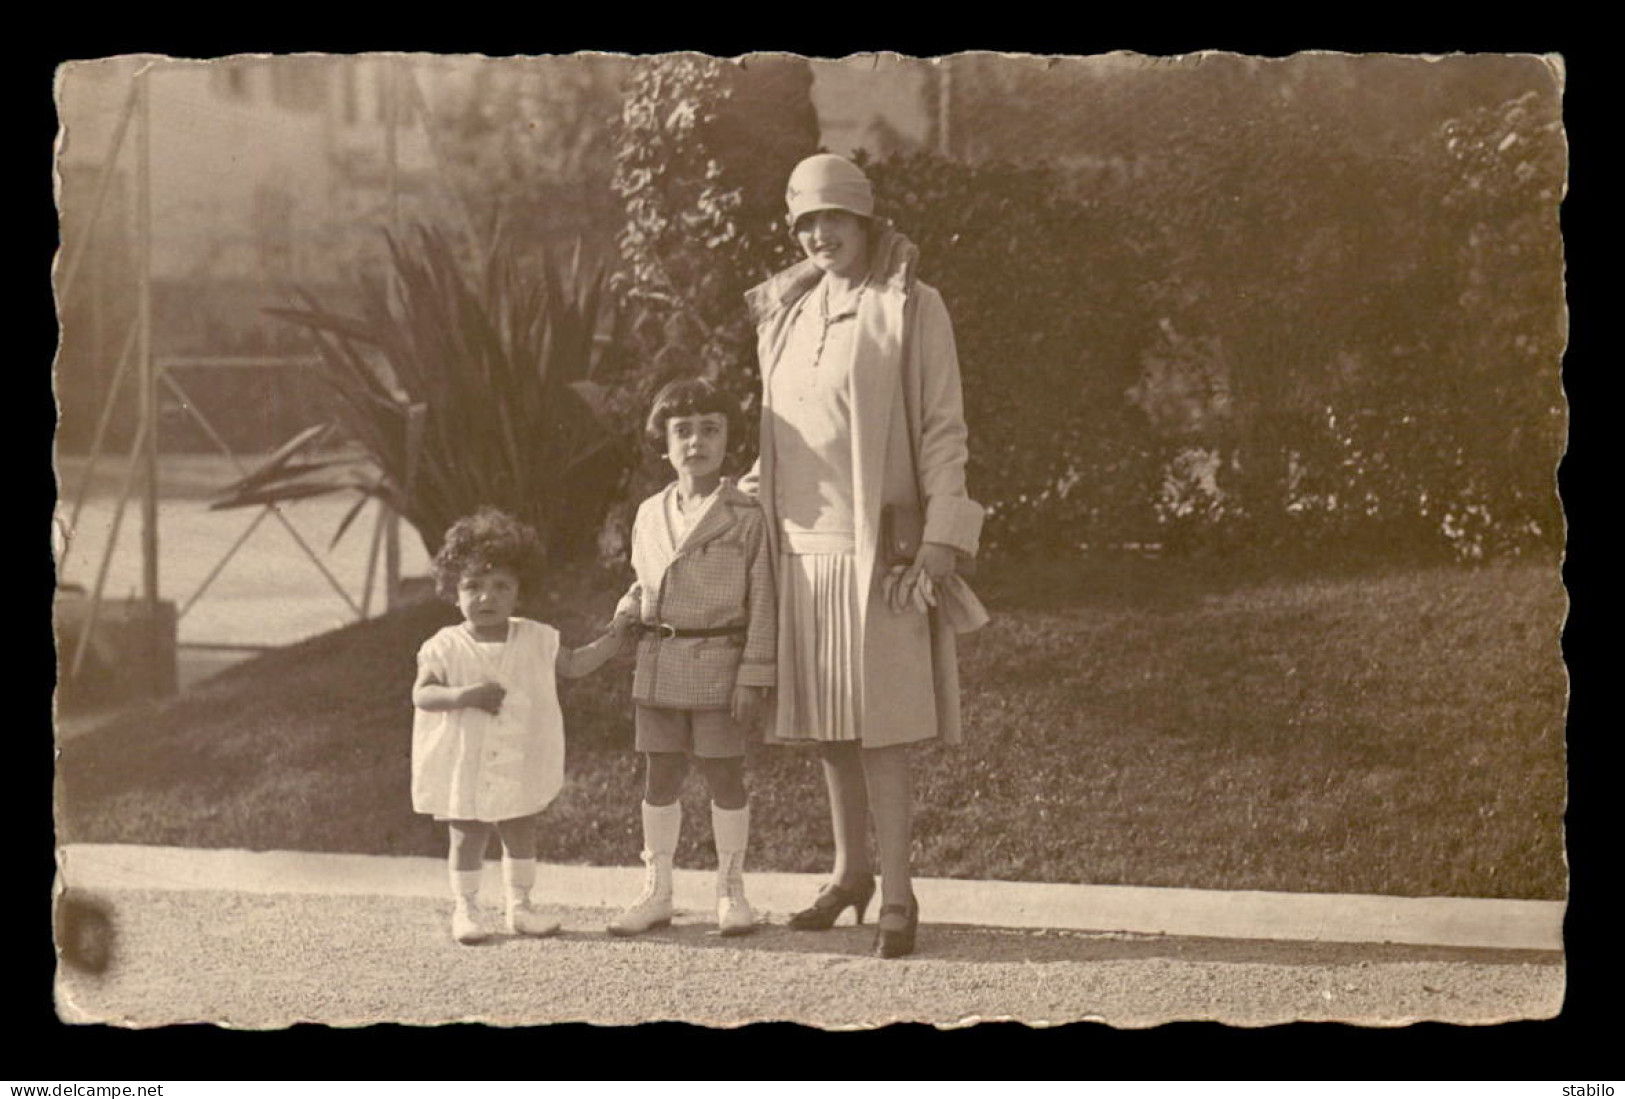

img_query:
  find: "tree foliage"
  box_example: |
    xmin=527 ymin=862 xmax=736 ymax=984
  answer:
xmin=926 ymin=54 xmax=1564 ymax=561
xmin=599 ymin=55 xmax=1563 ymax=563
xmin=428 ymin=57 xmax=629 ymax=262
xmin=610 ymin=54 xmax=817 ymax=394
xmin=603 ymin=54 xmax=819 ymax=554
xmin=857 ymin=151 xmax=1166 ymax=554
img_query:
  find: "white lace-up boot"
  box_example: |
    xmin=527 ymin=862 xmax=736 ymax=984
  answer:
xmin=449 ymin=867 xmax=488 ymax=945
xmin=712 ymin=802 xmax=755 ymax=937
xmin=503 ymin=856 xmax=561 ymax=937
xmin=608 ymin=801 xmax=680 ymax=936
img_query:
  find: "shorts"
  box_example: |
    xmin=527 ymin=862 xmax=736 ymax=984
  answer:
xmin=635 ymin=705 xmax=746 ymax=758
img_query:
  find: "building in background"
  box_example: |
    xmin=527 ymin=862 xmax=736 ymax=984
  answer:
xmin=807 ymin=53 xmax=1150 ymax=186
xmin=809 ymin=54 xmax=941 ymax=158
xmin=59 ymin=53 xmax=1540 ymax=454
xmin=55 ymin=56 xmax=484 ymax=452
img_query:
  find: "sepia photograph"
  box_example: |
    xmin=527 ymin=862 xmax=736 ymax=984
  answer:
xmin=50 ymin=50 xmax=1568 ymax=1030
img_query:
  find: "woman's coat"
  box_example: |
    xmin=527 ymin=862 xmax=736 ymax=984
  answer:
xmin=745 ymin=227 xmax=984 ymax=746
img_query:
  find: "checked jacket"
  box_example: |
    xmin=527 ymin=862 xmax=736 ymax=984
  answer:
xmin=615 ymin=479 xmax=776 ymax=710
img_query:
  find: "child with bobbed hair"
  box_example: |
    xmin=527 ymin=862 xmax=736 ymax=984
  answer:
xmin=413 ymin=507 xmax=625 ymax=944
xmin=606 ymin=377 xmax=776 ymax=937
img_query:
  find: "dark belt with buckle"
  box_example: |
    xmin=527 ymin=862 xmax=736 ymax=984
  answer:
xmin=633 ymin=623 xmax=748 ymax=640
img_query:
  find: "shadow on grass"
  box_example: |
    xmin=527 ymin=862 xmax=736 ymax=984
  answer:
xmin=972 ymin=547 xmax=1559 ymax=615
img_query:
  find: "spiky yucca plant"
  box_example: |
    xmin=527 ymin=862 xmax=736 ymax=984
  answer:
xmin=230 ymin=226 xmax=625 ymax=561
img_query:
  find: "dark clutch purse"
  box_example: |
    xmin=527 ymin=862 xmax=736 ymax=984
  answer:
xmin=880 ymin=504 xmax=975 ymax=576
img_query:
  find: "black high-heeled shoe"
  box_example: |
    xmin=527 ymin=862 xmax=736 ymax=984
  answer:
xmin=873 ymin=896 xmax=919 ymax=959
xmin=787 ymin=877 xmax=877 ymax=930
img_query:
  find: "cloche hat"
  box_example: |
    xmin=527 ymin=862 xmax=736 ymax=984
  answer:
xmin=785 ymin=153 xmax=875 ymax=225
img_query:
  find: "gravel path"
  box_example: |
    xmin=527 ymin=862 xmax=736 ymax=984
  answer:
xmin=54 ymin=889 xmax=1562 ymax=1029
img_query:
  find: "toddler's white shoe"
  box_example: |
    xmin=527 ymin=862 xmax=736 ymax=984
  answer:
xmin=507 ymin=901 xmax=561 ymax=937
xmin=451 ymin=901 xmax=488 ymax=945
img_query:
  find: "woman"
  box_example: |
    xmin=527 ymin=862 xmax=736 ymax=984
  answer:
xmin=744 ymin=153 xmax=984 ymax=958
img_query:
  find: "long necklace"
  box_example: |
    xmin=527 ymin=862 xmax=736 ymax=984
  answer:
xmin=810 ymin=275 xmax=868 ymax=368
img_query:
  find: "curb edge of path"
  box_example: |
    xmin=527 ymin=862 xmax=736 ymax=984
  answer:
xmin=57 ymin=843 xmax=1565 ymax=952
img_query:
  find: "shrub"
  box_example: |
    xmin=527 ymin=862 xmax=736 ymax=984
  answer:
xmin=610 ymin=54 xmax=816 ymax=402
xmin=1108 ymin=73 xmax=1564 ymax=562
xmin=601 ymin=54 xmax=819 ymax=559
xmin=857 ymin=151 xmax=1167 ymax=556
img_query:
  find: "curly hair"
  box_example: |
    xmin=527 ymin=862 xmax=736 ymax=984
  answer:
xmin=643 ymin=375 xmax=741 ymax=458
xmin=431 ymin=508 xmax=544 ymax=604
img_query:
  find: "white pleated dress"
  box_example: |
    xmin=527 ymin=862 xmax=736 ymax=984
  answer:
xmin=411 ymin=618 xmax=566 ymax=822
xmin=769 ymin=282 xmax=865 ymax=743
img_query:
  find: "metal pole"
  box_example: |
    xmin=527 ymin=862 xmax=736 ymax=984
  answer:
xmin=133 ymin=63 xmax=168 ymax=699
xmin=137 ymin=64 xmax=159 ymax=616
xmin=70 ymin=416 xmax=146 ymax=681
xmin=57 ymin=83 xmax=138 ymax=305
xmin=90 ymin=244 xmax=103 ymax=401
xmin=385 ymin=57 xmax=400 ymax=230
xmin=383 ymin=57 xmax=402 ymax=610
xmin=360 ymin=499 xmax=387 ymax=619
xmin=62 ymin=321 xmax=139 ymax=577
xmin=384 ymin=502 xmax=401 ymax=609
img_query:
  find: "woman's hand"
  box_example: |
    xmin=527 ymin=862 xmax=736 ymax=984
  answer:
xmin=914 ymin=542 xmax=958 ymax=580
xmin=890 ymin=542 xmax=957 ymax=614
xmin=731 ymin=685 xmax=767 ymax=728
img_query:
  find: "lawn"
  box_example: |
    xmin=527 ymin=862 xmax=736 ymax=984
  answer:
xmin=55 ymin=554 xmax=1568 ymax=900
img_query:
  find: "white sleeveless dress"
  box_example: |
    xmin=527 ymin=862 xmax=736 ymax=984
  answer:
xmin=411 ymin=618 xmax=566 ymax=822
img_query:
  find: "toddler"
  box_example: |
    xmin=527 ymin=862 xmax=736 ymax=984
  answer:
xmin=413 ymin=508 xmax=623 ymax=944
